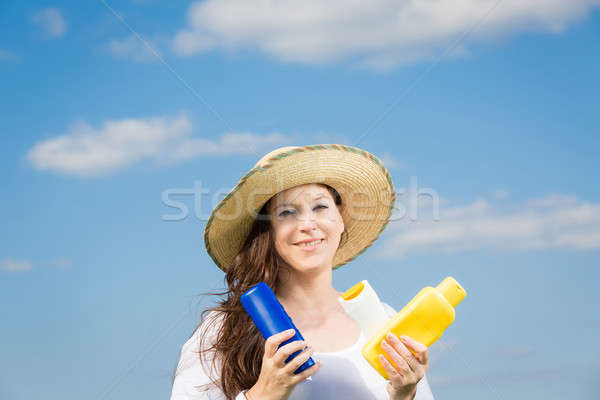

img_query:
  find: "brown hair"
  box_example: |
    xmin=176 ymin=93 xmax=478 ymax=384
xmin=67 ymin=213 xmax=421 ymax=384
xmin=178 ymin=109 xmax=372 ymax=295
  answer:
xmin=172 ymin=184 xmax=345 ymax=399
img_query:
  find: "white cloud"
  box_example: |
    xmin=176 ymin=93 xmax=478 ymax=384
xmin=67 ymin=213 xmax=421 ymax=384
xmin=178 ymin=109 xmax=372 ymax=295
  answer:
xmin=1 ymin=258 xmax=33 ymax=272
xmin=381 ymin=193 xmax=600 ymax=259
xmin=107 ymin=35 xmax=161 ymax=63
xmin=171 ymin=0 xmax=600 ymax=69
xmin=524 ymin=193 xmax=578 ymax=208
xmin=32 ymin=8 xmax=67 ymax=39
xmin=173 ymin=30 xmax=215 ymax=56
xmin=27 ymin=114 xmax=290 ymax=177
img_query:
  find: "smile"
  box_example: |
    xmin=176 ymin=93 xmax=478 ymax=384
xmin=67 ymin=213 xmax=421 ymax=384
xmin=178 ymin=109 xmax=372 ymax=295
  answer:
xmin=294 ymin=239 xmax=325 ymax=251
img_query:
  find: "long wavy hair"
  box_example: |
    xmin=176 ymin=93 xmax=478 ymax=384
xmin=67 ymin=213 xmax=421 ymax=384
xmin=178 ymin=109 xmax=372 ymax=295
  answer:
xmin=172 ymin=184 xmax=345 ymax=399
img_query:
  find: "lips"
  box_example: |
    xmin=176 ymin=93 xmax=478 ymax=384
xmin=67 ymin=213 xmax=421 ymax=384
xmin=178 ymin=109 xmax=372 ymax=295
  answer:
xmin=294 ymin=239 xmax=324 ymax=246
xmin=294 ymin=239 xmax=325 ymax=251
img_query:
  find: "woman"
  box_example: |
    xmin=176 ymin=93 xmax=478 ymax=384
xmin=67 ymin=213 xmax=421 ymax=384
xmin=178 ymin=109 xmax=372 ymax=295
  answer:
xmin=171 ymin=145 xmax=435 ymax=400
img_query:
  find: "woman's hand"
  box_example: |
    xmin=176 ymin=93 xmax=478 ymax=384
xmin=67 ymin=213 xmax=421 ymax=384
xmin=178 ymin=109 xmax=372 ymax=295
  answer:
xmin=246 ymin=329 xmax=321 ymax=400
xmin=379 ymin=333 xmax=429 ymax=400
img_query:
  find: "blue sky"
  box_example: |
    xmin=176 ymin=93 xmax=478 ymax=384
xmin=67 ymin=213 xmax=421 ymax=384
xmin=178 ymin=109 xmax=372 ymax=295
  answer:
xmin=1 ymin=1 xmax=599 ymax=399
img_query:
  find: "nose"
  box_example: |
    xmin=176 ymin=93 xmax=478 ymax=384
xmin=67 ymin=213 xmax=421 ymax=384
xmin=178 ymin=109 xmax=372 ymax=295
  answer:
xmin=298 ymin=212 xmax=318 ymax=232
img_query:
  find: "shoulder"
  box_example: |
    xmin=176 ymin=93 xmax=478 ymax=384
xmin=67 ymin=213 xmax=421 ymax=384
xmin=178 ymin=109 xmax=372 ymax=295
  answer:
xmin=182 ymin=310 xmax=223 ymax=349
xmin=171 ymin=310 xmax=248 ymax=400
xmin=171 ymin=310 xmax=229 ymax=398
xmin=194 ymin=310 xmax=226 ymax=341
xmin=176 ymin=310 xmax=226 ymax=375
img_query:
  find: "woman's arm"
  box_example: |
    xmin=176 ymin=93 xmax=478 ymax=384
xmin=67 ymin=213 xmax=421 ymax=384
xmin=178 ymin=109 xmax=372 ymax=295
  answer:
xmin=380 ymin=302 xmax=436 ymax=400
xmin=170 ymin=311 xmax=248 ymax=400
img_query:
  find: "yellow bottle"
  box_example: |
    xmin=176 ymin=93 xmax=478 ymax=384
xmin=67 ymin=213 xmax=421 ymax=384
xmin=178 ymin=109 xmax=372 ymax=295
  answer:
xmin=340 ymin=277 xmax=466 ymax=380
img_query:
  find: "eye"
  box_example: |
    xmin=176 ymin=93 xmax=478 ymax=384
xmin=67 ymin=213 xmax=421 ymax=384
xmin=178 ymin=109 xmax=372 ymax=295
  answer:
xmin=279 ymin=209 xmax=295 ymax=217
xmin=278 ymin=205 xmax=327 ymax=218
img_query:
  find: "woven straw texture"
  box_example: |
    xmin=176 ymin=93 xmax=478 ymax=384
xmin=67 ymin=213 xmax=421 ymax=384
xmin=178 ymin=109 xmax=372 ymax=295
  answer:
xmin=203 ymin=144 xmax=396 ymax=272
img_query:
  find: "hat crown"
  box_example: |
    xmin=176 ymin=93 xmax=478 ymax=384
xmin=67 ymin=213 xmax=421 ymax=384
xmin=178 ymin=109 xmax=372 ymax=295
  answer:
xmin=255 ymin=146 xmax=300 ymax=168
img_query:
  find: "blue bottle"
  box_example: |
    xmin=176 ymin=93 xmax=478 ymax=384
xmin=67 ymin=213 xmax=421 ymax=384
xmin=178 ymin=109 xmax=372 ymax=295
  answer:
xmin=241 ymin=282 xmax=315 ymax=374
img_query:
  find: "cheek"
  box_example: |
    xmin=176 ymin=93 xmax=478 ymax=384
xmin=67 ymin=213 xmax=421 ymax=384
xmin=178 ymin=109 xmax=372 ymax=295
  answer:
xmin=273 ymin=224 xmax=293 ymax=249
xmin=326 ymin=212 xmax=344 ymax=234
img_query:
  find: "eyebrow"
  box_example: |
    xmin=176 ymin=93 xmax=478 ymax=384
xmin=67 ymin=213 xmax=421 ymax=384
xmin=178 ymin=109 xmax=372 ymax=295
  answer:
xmin=275 ymin=193 xmax=328 ymax=209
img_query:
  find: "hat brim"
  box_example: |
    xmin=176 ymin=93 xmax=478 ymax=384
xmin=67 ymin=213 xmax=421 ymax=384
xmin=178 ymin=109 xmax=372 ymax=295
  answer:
xmin=204 ymin=144 xmax=396 ymax=272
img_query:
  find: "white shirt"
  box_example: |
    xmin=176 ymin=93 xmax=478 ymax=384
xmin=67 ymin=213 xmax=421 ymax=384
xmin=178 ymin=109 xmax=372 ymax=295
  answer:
xmin=171 ymin=302 xmax=435 ymax=400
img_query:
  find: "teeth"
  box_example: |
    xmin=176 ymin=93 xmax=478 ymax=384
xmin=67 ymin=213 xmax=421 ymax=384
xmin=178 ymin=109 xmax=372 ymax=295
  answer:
xmin=298 ymin=239 xmax=322 ymax=247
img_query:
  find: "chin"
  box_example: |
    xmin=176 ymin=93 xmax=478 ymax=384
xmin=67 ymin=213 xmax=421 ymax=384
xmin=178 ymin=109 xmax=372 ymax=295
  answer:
xmin=292 ymin=258 xmax=332 ymax=272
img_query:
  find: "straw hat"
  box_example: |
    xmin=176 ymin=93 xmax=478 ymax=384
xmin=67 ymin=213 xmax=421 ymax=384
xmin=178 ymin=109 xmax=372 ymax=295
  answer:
xmin=203 ymin=144 xmax=396 ymax=272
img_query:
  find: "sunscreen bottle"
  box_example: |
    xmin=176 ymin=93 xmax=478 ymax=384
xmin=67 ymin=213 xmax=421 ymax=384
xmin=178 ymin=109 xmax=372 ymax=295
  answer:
xmin=241 ymin=282 xmax=315 ymax=374
xmin=338 ymin=277 xmax=466 ymax=379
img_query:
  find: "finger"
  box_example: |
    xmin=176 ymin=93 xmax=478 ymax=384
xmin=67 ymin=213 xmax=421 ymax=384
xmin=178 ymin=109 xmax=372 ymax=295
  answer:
xmin=283 ymin=345 xmax=314 ymax=375
xmin=378 ymin=354 xmax=405 ymax=384
xmin=381 ymin=340 xmax=412 ymax=379
xmin=274 ymin=340 xmax=307 ymax=366
xmin=265 ymin=329 xmax=296 ymax=358
xmin=382 ymin=335 xmax=419 ymax=375
xmin=291 ymin=361 xmax=322 ymax=385
xmin=400 ymin=335 xmax=429 ymax=365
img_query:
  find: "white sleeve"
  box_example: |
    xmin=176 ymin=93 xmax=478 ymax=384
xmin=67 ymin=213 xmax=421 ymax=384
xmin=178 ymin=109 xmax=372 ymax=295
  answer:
xmin=380 ymin=302 xmax=436 ymax=400
xmin=170 ymin=311 xmax=248 ymax=400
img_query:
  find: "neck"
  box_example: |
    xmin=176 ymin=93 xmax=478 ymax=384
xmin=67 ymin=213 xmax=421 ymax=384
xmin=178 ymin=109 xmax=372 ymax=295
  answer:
xmin=276 ymin=264 xmax=343 ymax=324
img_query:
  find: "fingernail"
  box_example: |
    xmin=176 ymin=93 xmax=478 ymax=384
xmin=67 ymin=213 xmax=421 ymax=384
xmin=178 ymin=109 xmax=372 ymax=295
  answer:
xmin=386 ymin=332 xmax=396 ymax=341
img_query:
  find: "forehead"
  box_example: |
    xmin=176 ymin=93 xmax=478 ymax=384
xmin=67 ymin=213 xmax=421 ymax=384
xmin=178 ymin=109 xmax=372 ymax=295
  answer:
xmin=269 ymin=184 xmax=332 ymax=209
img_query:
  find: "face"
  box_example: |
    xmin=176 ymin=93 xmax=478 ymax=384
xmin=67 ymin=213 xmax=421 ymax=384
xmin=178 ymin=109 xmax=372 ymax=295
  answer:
xmin=267 ymin=183 xmax=345 ymax=273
